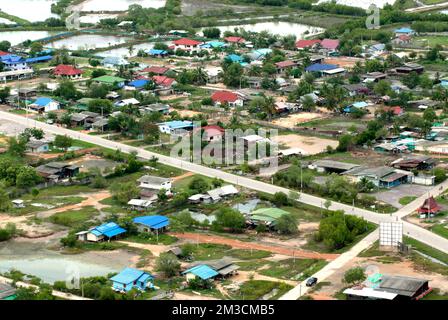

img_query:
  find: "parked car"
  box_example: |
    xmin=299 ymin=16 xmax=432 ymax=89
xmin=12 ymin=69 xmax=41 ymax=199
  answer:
xmin=306 ymin=277 xmax=318 ymax=287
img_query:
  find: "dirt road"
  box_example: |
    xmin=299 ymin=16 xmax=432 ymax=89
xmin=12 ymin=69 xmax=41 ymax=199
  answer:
xmin=169 ymin=232 xmax=339 ymax=261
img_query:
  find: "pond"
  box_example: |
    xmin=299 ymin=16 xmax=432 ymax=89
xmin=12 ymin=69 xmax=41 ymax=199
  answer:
xmin=96 ymin=41 xmax=170 ymax=58
xmin=0 ymin=240 xmax=137 ymax=284
xmin=0 ymin=0 xmax=58 ymax=22
xmin=206 ymin=22 xmax=324 ymax=38
xmin=75 ymin=0 xmax=166 ymax=11
xmin=316 ymin=0 xmax=395 ymax=9
xmin=0 ymin=31 xmax=57 ymax=46
xmin=233 ymin=199 xmax=260 ymax=214
xmin=46 ymin=34 xmax=132 ymax=50
xmin=79 ymin=14 xmax=120 ymax=25
xmin=189 ymin=211 xmax=216 ymax=224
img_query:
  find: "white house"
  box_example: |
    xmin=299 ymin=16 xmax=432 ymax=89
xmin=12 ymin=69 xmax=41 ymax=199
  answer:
xmin=137 ymin=175 xmax=172 ymax=192
xmin=29 ymin=97 xmax=60 ymax=112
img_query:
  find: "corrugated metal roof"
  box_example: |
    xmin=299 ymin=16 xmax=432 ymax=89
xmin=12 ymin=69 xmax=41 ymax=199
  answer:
xmin=110 ymin=268 xmax=153 ymax=284
xmin=90 ymin=222 xmax=126 ymax=238
xmin=133 ymin=215 xmax=169 ymax=230
xmin=182 ymin=265 xmax=219 ymax=280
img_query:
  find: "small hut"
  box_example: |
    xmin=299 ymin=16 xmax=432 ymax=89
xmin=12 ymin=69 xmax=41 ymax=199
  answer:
xmin=417 ymin=196 xmax=441 ymax=217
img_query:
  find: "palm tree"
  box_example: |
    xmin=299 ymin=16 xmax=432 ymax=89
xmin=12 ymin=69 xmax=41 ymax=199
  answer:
xmin=193 ymin=66 xmax=208 ymax=85
xmin=263 ymin=96 xmax=276 ymax=122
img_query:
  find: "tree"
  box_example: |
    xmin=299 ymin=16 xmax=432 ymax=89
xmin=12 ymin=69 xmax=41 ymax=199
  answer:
xmin=223 ymin=63 xmax=245 ymax=88
xmin=53 ymin=135 xmax=73 ymax=151
xmin=343 ymin=267 xmax=366 ymax=285
xmin=188 ymin=177 xmax=210 ymax=193
xmin=213 ymin=207 xmax=246 ymax=233
xmin=0 ymin=40 xmax=11 ymax=52
xmin=0 ymin=86 xmax=10 ymax=103
xmin=423 ymin=108 xmax=437 ymax=123
xmin=337 ymin=134 xmax=354 ymax=152
xmin=275 ymin=214 xmax=298 ymax=235
xmin=156 ymin=253 xmax=181 ymax=277
xmin=88 ymin=99 xmax=113 ymax=115
xmin=0 ymin=183 xmax=12 ymax=212
xmin=30 ymin=42 xmax=44 ymax=56
xmin=272 ymin=192 xmax=289 ymax=207
xmin=402 ymin=71 xmax=420 ymax=89
xmin=110 ymin=181 xmax=140 ymax=204
xmin=60 ymin=113 xmax=72 ymax=127
xmin=262 ymin=96 xmax=276 ymax=121
xmin=54 ymin=80 xmax=80 ymax=100
xmin=15 ymin=166 xmax=41 ymax=188
xmin=202 ymin=27 xmax=220 ymax=39
xmin=8 ymin=137 xmax=27 ymax=157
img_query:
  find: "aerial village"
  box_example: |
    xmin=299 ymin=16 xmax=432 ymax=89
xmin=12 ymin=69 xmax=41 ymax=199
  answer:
xmin=1 ymin=0 xmax=448 ymax=302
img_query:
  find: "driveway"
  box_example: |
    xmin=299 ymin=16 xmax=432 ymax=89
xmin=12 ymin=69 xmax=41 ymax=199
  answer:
xmin=372 ymin=184 xmax=434 ymax=209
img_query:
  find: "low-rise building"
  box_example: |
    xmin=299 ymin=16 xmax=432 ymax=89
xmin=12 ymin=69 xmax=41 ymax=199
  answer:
xmin=76 ymin=222 xmax=126 ymax=242
xmin=133 ymin=215 xmax=170 ymax=234
xmin=110 ymin=268 xmax=154 ymax=293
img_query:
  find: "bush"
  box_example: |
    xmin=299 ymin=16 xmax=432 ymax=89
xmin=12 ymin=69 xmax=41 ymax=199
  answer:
xmin=156 ymin=253 xmax=181 ymax=277
xmin=272 ymin=192 xmax=289 ymax=207
xmin=275 ymin=215 xmax=298 ymax=235
xmin=343 ymin=267 xmax=366 ymax=285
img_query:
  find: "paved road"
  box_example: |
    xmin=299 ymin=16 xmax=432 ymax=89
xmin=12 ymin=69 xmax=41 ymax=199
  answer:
xmin=406 ymin=1 xmax=448 ymax=12
xmin=279 ymin=231 xmax=379 ymax=300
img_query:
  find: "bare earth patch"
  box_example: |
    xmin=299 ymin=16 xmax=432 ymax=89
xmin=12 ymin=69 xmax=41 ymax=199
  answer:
xmin=272 ymin=134 xmax=339 ymax=155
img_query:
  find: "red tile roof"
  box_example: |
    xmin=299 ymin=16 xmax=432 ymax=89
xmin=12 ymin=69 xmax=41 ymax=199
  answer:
xmin=275 ymin=60 xmax=297 ymax=68
xmin=0 ymin=51 xmax=9 ymax=56
xmin=225 ymin=36 xmax=245 ymax=44
xmin=152 ymin=75 xmax=175 ymax=87
xmin=143 ymin=66 xmax=170 ymax=75
xmin=53 ymin=64 xmax=83 ymax=76
xmin=195 ymin=125 xmax=225 ymax=137
xmin=211 ymin=91 xmax=239 ymax=103
xmin=398 ymin=35 xmax=411 ymax=41
xmin=383 ymin=106 xmax=404 ymax=116
xmin=296 ymin=39 xmax=321 ymax=49
xmin=321 ymin=39 xmax=340 ymax=50
xmin=173 ymin=38 xmax=201 ymax=46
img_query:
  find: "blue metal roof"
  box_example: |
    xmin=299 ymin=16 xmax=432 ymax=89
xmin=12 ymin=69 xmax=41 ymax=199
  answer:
xmin=110 ymin=268 xmax=153 ymax=284
xmin=305 ymin=63 xmax=338 ymax=72
xmin=395 ymin=27 xmax=413 ymax=33
xmin=129 ymin=79 xmax=150 ymax=88
xmin=159 ymin=120 xmax=194 ymax=130
xmin=26 ymin=55 xmax=53 ymax=63
xmin=33 ymin=97 xmax=53 ymax=107
xmin=148 ymin=49 xmax=168 ymax=55
xmin=226 ymin=54 xmax=243 ymax=63
xmin=133 ymin=215 xmax=169 ymax=230
xmin=182 ymin=265 xmax=219 ymax=280
xmin=90 ymin=222 xmax=126 ymax=238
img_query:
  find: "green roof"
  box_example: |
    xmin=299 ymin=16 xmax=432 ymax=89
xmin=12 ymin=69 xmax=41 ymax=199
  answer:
xmin=93 ymin=75 xmax=126 ymax=84
xmin=249 ymin=208 xmax=290 ymax=220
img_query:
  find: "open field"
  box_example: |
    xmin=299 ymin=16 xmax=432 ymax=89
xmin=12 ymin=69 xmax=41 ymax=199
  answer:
xmin=272 ymin=134 xmax=338 ymax=155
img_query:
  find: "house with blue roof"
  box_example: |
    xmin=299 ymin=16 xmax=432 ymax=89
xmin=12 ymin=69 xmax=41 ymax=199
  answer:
xmin=1 ymin=55 xmax=28 ymax=71
xmin=128 ymin=79 xmax=151 ymax=89
xmin=29 ymin=97 xmax=60 ymax=113
xmin=249 ymin=48 xmax=272 ymax=61
xmin=110 ymin=268 xmax=154 ymax=293
xmin=133 ymin=215 xmax=170 ymax=234
xmin=147 ymin=49 xmax=169 ymax=57
xmin=201 ymin=41 xmax=227 ymax=50
xmin=76 ymin=222 xmax=126 ymax=242
xmin=158 ymin=120 xmax=195 ymax=135
xmin=394 ymin=27 xmax=414 ymax=36
xmin=182 ymin=265 xmax=219 ymax=282
xmin=25 ymin=55 xmax=53 ymax=64
xmin=343 ymin=101 xmax=369 ymax=113
xmin=226 ymin=54 xmax=244 ymax=64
